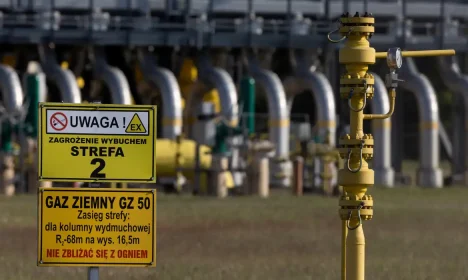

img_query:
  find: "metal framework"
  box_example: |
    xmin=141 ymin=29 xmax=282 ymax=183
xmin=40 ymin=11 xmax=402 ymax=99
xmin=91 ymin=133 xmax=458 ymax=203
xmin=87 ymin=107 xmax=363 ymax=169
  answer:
xmin=0 ymin=0 xmax=466 ymax=50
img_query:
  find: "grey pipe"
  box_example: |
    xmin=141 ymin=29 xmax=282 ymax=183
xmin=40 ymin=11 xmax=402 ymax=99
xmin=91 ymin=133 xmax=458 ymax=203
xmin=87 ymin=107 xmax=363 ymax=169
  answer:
xmin=48 ymin=68 xmax=82 ymax=103
xmin=193 ymin=55 xmax=239 ymax=126
xmin=0 ymin=65 xmax=24 ymax=113
xmin=398 ymin=57 xmax=443 ymax=188
xmin=94 ymin=49 xmax=132 ymax=105
xmin=138 ymin=49 xmax=182 ymax=139
xmin=23 ymin=62 xmax=47 ymax=103
xmin=436 ymin=56 xmax=468 ymax=183
xmin=248 ymin=58 xmax=291 ymax=187
xmin=38 ymin=46 xmax=81 ymax=103
xmin=369 ymin=72 xmax=394 ymax=187
xmin=188 ymin=54 xmax=240 ymax=185
xmin=293 ymin=62 xmax=337 ymax=145
xmin=284 ymin=52 xmax=337 ymax=187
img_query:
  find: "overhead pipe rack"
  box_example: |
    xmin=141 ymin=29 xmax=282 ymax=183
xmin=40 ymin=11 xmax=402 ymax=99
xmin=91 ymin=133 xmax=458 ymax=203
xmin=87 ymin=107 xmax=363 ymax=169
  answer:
xmin=0 ymin=0 xmax=465 ymax=50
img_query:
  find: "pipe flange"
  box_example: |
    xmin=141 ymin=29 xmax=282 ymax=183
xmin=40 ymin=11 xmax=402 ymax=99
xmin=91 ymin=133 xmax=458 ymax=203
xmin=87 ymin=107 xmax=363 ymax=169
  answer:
xmin=338 ymin=135 xmax=374 ymax=161
xmin=340 ymin=74 xmax=374 ymax=99
xmin=339 ymin=194 xmax=374 ymax=221
xmin=340 ymin=76 xmax=375 ymax=85
xmin=338 ymin=134 xmax=374 ymax=146
xmin=339 ymin=13 xmax=375 ymax=37
xmin=340 ymin=86 xmax=374 ymax=99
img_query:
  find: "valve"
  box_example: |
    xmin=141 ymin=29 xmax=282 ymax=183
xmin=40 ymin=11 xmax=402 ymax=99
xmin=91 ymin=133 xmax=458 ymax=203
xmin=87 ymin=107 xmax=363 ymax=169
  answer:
xmin=327 ymin=11 xmax=456 ymax=280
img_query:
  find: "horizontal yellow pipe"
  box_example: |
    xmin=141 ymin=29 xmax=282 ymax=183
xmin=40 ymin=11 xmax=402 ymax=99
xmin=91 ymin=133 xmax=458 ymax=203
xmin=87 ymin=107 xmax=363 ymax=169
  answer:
xmin=156 ymin=139 xmax=235 ymax=188
xmin=375 ymin=49 xmax=455 ymax=59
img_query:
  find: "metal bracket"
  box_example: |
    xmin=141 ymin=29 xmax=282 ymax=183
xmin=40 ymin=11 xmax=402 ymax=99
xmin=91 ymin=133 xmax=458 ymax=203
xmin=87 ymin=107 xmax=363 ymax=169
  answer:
xmin=385 ymin=71 xmax=404 ymax=89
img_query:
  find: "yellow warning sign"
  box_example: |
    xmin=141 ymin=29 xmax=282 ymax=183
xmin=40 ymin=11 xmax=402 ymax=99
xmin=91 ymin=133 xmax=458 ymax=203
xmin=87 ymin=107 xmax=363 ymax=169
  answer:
xmin=37 ymin=187 xmax=157 ymax=267
xmin=126 ymin=113 xmax=147 ymax=133
xmin=38 ymin=102 xmax=157 ymax=183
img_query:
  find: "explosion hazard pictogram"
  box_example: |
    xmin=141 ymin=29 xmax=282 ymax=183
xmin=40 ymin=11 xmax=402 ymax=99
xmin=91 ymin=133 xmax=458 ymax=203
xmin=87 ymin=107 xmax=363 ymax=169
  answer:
xmin=50 ymin=112 xmax=68 ymax=131
xmin=125 ymin=113 xmax=146 ymax=133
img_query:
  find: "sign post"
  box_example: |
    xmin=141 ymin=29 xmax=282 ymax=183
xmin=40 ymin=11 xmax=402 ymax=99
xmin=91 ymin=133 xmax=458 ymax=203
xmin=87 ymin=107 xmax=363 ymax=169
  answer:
xmin=37 ymin=102 xmax=157 ymax=278
xmin=88 ymin=101 xmax=101 ymax=280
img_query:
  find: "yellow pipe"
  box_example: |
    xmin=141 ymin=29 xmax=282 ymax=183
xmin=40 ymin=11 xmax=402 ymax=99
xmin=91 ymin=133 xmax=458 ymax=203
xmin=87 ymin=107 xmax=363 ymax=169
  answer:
xmin=2 ymin=54 xmax=16 ymax=68
xmin=332 ymin=13 xmax=455 ymax=280
xmin=203 ymin=89 xmax=221 ymax=113
xmin=364 ymin=88 xmax=396 ymax=120
xmin=60 ymin=61 xmax=69 ymax=69
xmin=76 ymin=77 xmax=85 ymax=89
xmin=155 ymin=139 xmax=234 ymax=188
xmin=342 ymin=219 xmax=348 ymax=280
xmin=375 ymin=49 xmax=455 ymax=59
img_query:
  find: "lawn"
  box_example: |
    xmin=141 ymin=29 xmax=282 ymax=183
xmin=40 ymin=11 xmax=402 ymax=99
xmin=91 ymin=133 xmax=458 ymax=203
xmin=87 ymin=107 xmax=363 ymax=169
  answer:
xmin=0 ymin=183 xmax=467 ymax=280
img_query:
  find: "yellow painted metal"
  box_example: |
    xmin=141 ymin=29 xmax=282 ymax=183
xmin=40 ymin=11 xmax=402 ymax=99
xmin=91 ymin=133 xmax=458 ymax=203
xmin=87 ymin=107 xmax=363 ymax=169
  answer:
xmin=330 ymin=13 xmax=455 ymax=280
xmin=1 ymin=53 xmax=16 ymax=68
xmin=134 ymin=63 xmax=144 ymax=83
xmin=363 ymin=88 xmax=395 ymax=120
xmin=268 ymin=119 xmax=290 ymax=127
xmin=76 ymin=77 xmax=85 ymax=89
xmin=162 ymin=118 xmax=183 ymax=126
xmin=375 ymin=49 xmax=455 ymax=59
xmin=110 ymin=182 xmax=128 ymax=188
xmin=341 ymin=219 xmax=348 ymax=280
xmin=38 ymin=102 xmax=157 ymax=183
xmin=315 ymin=134 xmax=340 ymax=196
xmin=60 ymin=61 xmax=69 ymax=69
xmin=37 ymin=187 xmax=156 ymax=267
xmin=203 ymin=89 xmax=221 ymax=113
xmin=316 ymin=120 xmax=336 ymax=128
xmin=155 ymin=139 xmax=234 ymax=188
xmin=179 ymin=59 xmax=198 ymax=84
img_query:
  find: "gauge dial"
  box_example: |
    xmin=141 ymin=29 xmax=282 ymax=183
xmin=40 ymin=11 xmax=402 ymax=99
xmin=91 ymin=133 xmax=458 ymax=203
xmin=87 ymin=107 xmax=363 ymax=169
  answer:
xmin=387 ymin=47 xmax=403 ymax=69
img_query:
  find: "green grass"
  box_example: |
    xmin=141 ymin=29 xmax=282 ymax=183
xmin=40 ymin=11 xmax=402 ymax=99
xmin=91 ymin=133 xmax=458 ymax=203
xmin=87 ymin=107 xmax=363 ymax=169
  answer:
xmin=1 ymin=185 xmax=468 ymax=280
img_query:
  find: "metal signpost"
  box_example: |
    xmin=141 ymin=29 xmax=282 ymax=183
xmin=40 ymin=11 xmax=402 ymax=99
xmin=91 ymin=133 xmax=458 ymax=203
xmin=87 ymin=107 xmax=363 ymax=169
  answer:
xmin=37 ymin=102 xmax=158 ymax=279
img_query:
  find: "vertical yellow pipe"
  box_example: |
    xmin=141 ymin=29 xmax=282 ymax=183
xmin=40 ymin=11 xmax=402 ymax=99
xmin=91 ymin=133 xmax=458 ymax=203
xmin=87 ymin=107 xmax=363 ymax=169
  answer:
xmin=334 ymin=14 xmax=376 ymax=280
xmin=346 ymin=218 xmax=365 ymax=279
xmin=341 ymin=220 xmax=348 ymax=280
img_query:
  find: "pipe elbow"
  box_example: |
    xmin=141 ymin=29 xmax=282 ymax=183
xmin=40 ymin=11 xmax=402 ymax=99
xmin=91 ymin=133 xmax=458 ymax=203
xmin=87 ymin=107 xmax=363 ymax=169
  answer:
xmin=201 ymin=67 xmax=239 ymax=125
xmin=98 ymin=65 xmax=132 ymax=105
xmin=399 ymin=70 xmax=439 ymax=122
xmin=0 ymin=65 xmax=24 ymax=112
xmin=51 ymin=66 xmax=82 ymax=103
xmin=252 ymin=68 xmax=289 ymax=120
xmin=152 ymin=68 xmax=183 ymax=115
xmin=364 ymin=89 xmax=396 ymax=120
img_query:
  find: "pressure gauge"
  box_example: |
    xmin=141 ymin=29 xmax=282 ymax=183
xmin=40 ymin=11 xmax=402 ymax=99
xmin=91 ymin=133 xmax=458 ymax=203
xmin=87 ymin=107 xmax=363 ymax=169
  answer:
xmin=387 ymin=47 xmax=403 ymax=69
